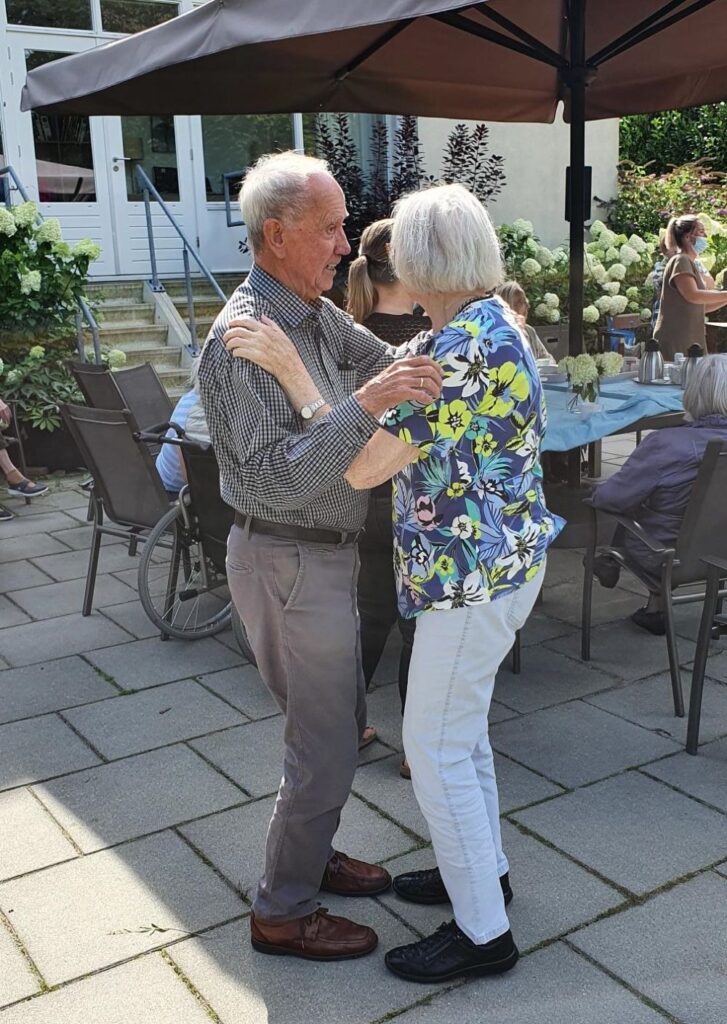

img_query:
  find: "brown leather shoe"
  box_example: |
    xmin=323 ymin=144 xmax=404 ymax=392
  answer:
xmin=320 ymin=850 xmax=392 ymax=897
xmin=250 ymin=908 xmax=377 ymax=961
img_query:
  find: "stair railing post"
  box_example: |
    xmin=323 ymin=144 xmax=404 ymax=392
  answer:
xmin=182 ymin=246 xmax=199 ymax=355
xmin=75 ymin=310 xmax=86 ymax=362
xmin=141 ymin=184 xmax=161 ymax=292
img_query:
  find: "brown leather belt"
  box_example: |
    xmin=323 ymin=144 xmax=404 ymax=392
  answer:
xmin=234 ymin=512 xmax=359 ymax=546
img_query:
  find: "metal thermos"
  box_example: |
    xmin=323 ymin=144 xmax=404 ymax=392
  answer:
xmin=680 ymin=343 xmax=704 ymax=390
xmin=638 ymin=339 xmax=665 ymax=383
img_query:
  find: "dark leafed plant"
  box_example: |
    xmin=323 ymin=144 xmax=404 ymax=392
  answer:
xmin=441 ymin=123 xmax=506 ymax=205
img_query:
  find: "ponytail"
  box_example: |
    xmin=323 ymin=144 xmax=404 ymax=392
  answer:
xmin=346 ymin=254 xmax=378 ymax=324
xmin=665 ymin=214 xmax=700 ymax=254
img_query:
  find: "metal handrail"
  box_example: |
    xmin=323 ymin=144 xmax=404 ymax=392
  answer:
xmin=134 ymin=165 xmax=226 ymax=354
xmin=0 ymin=164 xmax=101 ymax=363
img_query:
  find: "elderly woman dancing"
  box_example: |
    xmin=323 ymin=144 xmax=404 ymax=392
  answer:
xmin=224 ymin=184 xmax=564 ymax=982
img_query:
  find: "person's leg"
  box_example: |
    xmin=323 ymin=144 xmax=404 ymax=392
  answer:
xmin=0 ymin=447 xmax=47 ymax=495
xmin=227 ymin=526 xmax=364 ymax=924
xmin=403 ymin=571 xmax=544 ymax=946
xmin=357 ymin=492 xmax=399 ymax=690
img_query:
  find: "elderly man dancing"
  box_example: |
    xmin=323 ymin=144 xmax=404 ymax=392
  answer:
xmin=199 ymin=152 xmax=441 ymax=962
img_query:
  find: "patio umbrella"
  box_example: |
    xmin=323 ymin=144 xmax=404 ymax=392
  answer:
xmin=20 ymin=0 xmax=727 ymax=361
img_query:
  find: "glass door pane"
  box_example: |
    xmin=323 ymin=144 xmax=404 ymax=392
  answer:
xmin=121 ymin=115 xmax=179 ymax=201
xmin=200 ymin=114 xmax=295 ymax=201
xmin=26 ymin=51 xmax=97 ymax=202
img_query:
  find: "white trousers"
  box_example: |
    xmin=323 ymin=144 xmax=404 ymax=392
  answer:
xmin=403 ymin=566 xmax=545 ymax=945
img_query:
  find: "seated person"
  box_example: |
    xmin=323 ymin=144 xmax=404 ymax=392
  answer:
xmin=496 ymin=281 xmax=556 ymax=365
xmin=590 ymin=354 xmax=727 ymax=634
xmin=154 ymin=361 xmax=210 ymax=496
xmin=1 ymin=398 xmax=48 ymax=519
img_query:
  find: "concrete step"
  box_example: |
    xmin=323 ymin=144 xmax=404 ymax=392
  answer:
xmin=97 ymin=303 xmax=156 ymax=325
xmin=157 ymin=367 xmax=191 ymax=390
xmin=173 ymin=299 xmax=225 ymax=320
xmin=88 ymin=280 xmax=145 ymax=303
xmin=162 ymin=274 xmax=240 ymax=300
xmin=122 ymin=346 xmax=182 ymax=369
xmin=93 ymin=325 xmax=170 ymax=346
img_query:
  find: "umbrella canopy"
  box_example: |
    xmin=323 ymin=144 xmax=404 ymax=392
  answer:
xmin=19 ymin=0 xmax=727 ymax=121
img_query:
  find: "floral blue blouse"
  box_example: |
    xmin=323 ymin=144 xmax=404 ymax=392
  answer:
xmin=381 ymin=296 xmax=565 ymax=619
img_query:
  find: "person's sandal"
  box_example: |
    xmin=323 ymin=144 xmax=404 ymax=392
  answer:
xmin=399 ymin=758 xmax=411 ymax=780
xmin=358 ymin=725 xmax=377 ymax=751
xmin=6 ymin=478 xmax=49 ymax=498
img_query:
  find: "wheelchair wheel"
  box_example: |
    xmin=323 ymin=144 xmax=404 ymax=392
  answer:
xmin=231 ymin=606 xmax=257 ymax=665
xmin=138 ymin=505 xmax=232 ymax=640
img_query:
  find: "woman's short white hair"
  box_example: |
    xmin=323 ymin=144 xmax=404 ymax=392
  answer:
xmin=390 ymin=183 xmax=503 ymax=295
xmin=239 ymin=151 xmax=330 ymax=252
xmin=683 ymin=353 xmax=727 ymax=420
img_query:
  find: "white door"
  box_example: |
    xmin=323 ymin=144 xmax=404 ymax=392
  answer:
xmin=104 ymin=114 xmax=199 ymax=278
xmin=9 ymin=39 xmax=118 ymax=278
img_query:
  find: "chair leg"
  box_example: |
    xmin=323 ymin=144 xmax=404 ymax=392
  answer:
xmin=686 ymin=566 xmax=721 ymax=754
xmin=662 ymin=587 xmax=684 ymax=718
xmin=83 ymin=524 xmax=103 ymax=616
xmin=581 ymin=515 xmax=596 ymax=661
xmin=510 ymin=630 xmax=521 ymax=674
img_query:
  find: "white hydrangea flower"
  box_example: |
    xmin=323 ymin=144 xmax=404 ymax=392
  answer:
xmin=558 ymin=356 xmax=575 ymax=375
xmin=571 ymin=353 xmax=599 ymax=386
xmin=543 ymin=292 xmax=560 ymax=308
xmin=592 ymin=265 xmax=609 ymax=285
xmin=640 ymin=308 xmax=652 ymax=321
xmin=590 ymin=220 xmax=607 ymax=237
xmin=525 ymin=236 xmax=539 ymax=255
xmin=535 ymin=302 xmax=550 ymax=318
xmin=513 ymin=218 xmax=534 ymax=237
xmin=107 ymin=349 xmax=127 ymax=369
xmin=608 ymin=263 xmax=627 ymax=281
xmin=603 ymin=282 xmax=620 ymax=296
xmin=28 ymin=345 xmax=45 ymax=359
xmin=583 ymin=305 xmax=600 ymax=324
xmin=19 ymin=270 xmax=42 ymax=294
xmin=628 ymin=301 xmax=640 ymax=312
xmin=619 ymin=244 xmax=639 ymax=266
xmin=73 ymin=239 xmax=102 ymax=260
xmin=609 ymin=295 xmax=629 ymax=314
xmin=521 ymin=258 xmax=542 ymax=277
xmin=644 ymin=271 xmax=655 ymax=286
xmin=36 ymin=218 xmax=63 ymax=244
xmin=551 ymin=247 xmax=569 ymax=263
xmin=600 ymin=229 xmax=617 ymax=248
xmin=0 ymin=208 xmax=17 ymax=236
xmin=537 ymin=246 xmax=554 ymax=268
xmin=595 ymin=351 xmax=623 ymax=376
xmin=0 ymin=357 xmax=4 ymax=377
xmin=586 ymin=241 xmax=603 ymax=254
xmin=625 ymin=286 xmax=639 ymax=300
xmin=628 ymin=234 xmax=647 ymax=253
xmin=595 ymin=295 xmax=613 ymax=313
xmin=12 ymin=201 xmax=37 ymax=228
xmin=605 ymin=247 xmax=620 ymax=262
xmin=547 ymin=308 xmax=560 ymax=323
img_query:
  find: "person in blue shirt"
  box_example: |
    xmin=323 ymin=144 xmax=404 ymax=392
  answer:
xmin=155 ymin=360 xmax=210 ymax=496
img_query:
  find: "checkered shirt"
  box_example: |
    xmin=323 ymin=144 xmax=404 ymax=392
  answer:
xmin=198 ymin=265 xmax=395 ymax=531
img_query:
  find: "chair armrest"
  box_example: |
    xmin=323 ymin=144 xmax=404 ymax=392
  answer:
xmin=581 ymin=498 xmax=670 ymax=555
xmin=701 ymin=555 xmax=727 ymax=574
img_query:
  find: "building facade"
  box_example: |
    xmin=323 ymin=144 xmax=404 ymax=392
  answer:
xmin=1 ymin=1 xmax=619 ymax=280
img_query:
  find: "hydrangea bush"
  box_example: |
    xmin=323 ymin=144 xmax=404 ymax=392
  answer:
xmin=497 ymin=217 xmax=659 ymax=341
xmin=0 ymin=200 xmax=101 ymax=356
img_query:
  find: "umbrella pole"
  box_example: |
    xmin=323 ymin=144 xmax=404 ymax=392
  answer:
xmin=567 ymin=0 xmax=588 ymax=486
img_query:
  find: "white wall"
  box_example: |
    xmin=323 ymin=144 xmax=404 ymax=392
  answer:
xmin=417 ymin=109 xmax=619 ymax=249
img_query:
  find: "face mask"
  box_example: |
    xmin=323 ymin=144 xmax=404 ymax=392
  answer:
xmin=694 ymin=235 xmax=708 ymax=254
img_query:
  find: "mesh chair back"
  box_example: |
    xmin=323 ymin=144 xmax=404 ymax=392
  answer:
xmin=673 ymin=440 xmax=727 ymax=586
xmin=180 ymin=443 xmax=234 ymax=572
xmin=60 ymin=404 xmax=170 ymax=530
xmin=112 ymin=364 xmax=173 ymax=433
xmin=68 ymin=362 xmax=125 ymax=410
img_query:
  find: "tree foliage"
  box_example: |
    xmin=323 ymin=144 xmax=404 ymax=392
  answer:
xmin=620 ymin=103 xmax=727 ymax=174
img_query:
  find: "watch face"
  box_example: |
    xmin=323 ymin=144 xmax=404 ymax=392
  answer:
xmin=301 ymin=406 xmax=312 ymax=420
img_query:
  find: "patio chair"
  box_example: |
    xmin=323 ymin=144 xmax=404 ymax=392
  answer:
xmin=113 ymin=364 xmax=173 ymax=433
xmin=686 ymin=555 xmax=727 ymax=754
xmin=68 ymin=361 xmax=125 ymax=411
xmin=581 ymin=440 xmax=727 ymax=718
xmin=60 ymin=404 xmax=173 ymax=616
xmin=596 ymin=313 xmax=641 ymax=353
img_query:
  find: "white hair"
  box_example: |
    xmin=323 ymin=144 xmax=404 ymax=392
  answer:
xmin=683 ymin=353 xmax=727 ymax=420
xmin=239 ymin=151 xmax=331 ymax=252
xmin=390 ymin=183 xmax=503 ymax=295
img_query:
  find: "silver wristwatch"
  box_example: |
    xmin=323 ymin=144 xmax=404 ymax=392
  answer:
xmin=300 ymin=396 xmax=325 ymax=420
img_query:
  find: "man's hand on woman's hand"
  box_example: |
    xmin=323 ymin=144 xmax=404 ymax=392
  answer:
xmin=356 ymin=356 xmax=443 ymax=419
xmin=224 ymin=316 xmax=304 ymax=382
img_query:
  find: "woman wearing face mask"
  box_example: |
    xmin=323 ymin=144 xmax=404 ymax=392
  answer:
xmin=653 ymin=214 xmax=726 ymax=360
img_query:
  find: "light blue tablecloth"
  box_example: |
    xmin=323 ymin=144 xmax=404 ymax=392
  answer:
xmin=542 ymin=378 xmax=684 ymax=452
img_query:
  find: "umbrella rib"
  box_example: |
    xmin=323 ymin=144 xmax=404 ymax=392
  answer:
xmin=335 ymin=19 xmax=415 ymax=81
xmin=589 ymin=0 xmax=720 ymax=67
xmin=470 ymin=2 xmax=567 ymax=67
xmin=431 ymin=10 xmax=566 ymax=69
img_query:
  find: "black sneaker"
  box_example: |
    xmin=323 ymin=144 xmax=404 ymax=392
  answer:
xmin=385 ymin=920 xmax=519 ymax=983
xmin=393 ymin=866 xmax=512 ymax=906
xmin=631 ymin=607 xmax=666 ymax=636
xmin=0 ymin=504 xmax=14 ymax=521
xmin=589 ymin=553 xmax=621 ymax=589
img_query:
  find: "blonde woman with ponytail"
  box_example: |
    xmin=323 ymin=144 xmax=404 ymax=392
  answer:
xmin=654 ymin=214 xmax=726 ymax=359
xmin=347 ymin=219 xmax=430 ymax=775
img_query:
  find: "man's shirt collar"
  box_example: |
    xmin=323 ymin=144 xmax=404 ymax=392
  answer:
xmin=247 ymin=264 xmax=322 ymax=328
